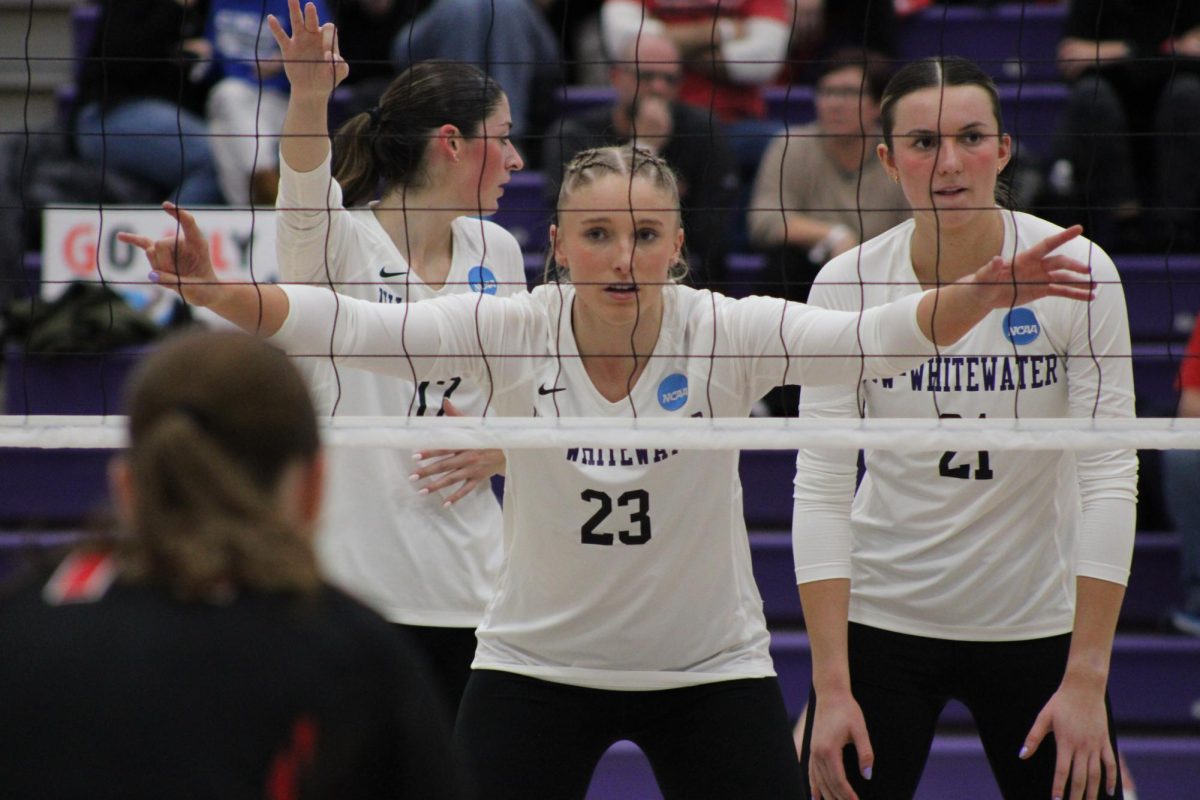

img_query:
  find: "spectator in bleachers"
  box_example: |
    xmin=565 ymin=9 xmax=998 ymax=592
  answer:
xmin=73 ymin=0 xmax=225 ymax=206
xmin=0 ymin=331 xmax=462 ymax=799
xmin=391 ymin=0 xmax=560 ymax=147
xmin=1049 ymin=0 xmax=1200 ymax=252
xmin=1163 ymin=314 xmax=1200 ymax=637
xmin=600 ymin=0 xmax=790 ymax=188
xmin=205 ymin=0 xmax=330 ymax=207
xmin=747 ymin=48 xmax=908 ymax=304
xmin=541 ymin=32 xmax=739 ymax=287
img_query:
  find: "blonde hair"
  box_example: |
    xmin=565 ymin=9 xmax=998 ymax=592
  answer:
xmin=116 ymin=332 xmax=322 ymax=599
xmin=545 ymin=145 xmax=688 ymax=284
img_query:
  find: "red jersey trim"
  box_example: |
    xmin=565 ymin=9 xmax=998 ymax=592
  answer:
xmin=43 ymin=551 xmax=118 ymax=606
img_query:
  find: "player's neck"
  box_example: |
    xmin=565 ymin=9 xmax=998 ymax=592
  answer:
xmin=909 ymin=210 xmax=1004 ymax=287
xmin=572 ymin=303 xmax=663 ymax=402
xmin=373 ymin=187 xmax=457 ymax=288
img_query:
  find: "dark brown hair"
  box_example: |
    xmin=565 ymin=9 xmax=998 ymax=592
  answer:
xmin=116 ymin=331 xmax=321 ymax=598
xmin=879 ymin=56 xmax=1004 ymax=151
xmin=332 ymin=60 xmax=505 ymax=206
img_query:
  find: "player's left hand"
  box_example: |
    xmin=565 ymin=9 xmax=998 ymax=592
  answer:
xmin=409 ymin=400 xmax=505 ymax=507
xmin=1019 ymin=677 xmax=1118 ymax=800
xmin=969 ymin=225 xmax=1095 ymax=309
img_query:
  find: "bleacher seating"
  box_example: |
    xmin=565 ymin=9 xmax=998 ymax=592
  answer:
xmin=895 ymin=2 xmax=1067 ymax=83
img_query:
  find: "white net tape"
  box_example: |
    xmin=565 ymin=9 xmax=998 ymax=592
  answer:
xmin=5 ymin=415 xmax=1200 ymax=451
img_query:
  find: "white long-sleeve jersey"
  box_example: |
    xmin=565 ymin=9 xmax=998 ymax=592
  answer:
xmin=276 ymin=154 xmax=526 ymax=627
xmin=793 ymin=212 xmax=1138 ymax=641
xmin=272 ymin=280 xmax=952 ymax=689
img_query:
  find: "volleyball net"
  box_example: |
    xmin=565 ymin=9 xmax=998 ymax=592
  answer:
xmin=0 ymin=0 xmax=1198 ymax=461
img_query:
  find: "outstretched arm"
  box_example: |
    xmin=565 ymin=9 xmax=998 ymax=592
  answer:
xmin=118 ymin=203 xmax=291 ymax=335
xmin=268 ymin=0 xmax=348 ymax=174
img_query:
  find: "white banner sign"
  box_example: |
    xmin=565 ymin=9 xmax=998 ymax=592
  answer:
xmin=41 ymin=207 xmax=280 ymax=324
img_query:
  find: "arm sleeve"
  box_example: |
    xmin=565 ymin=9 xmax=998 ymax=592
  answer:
xmin=275 ymin=152 xmax=353 ymax=285
xmin=270 ymin=285 xmax=525 ymax=388
xmin=1067 ymin=252 xmax=1139 ymax=585
xmin=791 ymin=277 xmax=862 ymax=585
xmin=727 ymin=290 xmax=934 ymax=398
xmin=719 ymin=16 xmax=790 ymax=85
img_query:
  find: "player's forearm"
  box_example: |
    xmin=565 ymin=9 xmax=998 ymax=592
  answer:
xmin=281 ymin=93 xmax=332 ymax=175
xmin=798 ymin=579 xmax=854 ymax=693
xmin=1063 ymin=576 xmax=1124 ymax=690
xmin=205 ymin=282 xmax=291 ymax=337
xmin=916 ymin=281 xmax=991 ymax=345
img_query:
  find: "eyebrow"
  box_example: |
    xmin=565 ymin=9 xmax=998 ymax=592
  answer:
xmin=901 ymin=121 xmax=990 ymax=137
xmin=571 ymin=214 xmax=670 ymax=225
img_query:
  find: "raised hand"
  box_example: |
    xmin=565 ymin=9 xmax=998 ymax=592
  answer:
xmin=267 ymin=0 xmax=348 ymax=99
xmin=118 ymin=203 xmax=290 ymax=335
xmin=969 ymin=224 xmax=1095 ymax=310
xmin=117 ymin=202 xmax=220 ymax=309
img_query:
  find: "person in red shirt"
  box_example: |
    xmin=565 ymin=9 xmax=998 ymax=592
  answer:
xmin=1163 ymin=316 xmax=1200 ymax=636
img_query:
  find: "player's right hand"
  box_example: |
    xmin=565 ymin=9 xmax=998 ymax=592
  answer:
xmin=268 ymin=0 xmax=348 ymax=98
xmin=807 ymin=689 xmax=874 ymax=800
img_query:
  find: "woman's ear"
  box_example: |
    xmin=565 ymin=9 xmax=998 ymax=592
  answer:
xmin=550 ymin=223 xmax=564 ymax=268
xmin=436 ymin=123 xmax=463 ymax=163
xmin=876 ymin=142 xmax=898 ymax=182
xmin=997 ymin=133 xmax=1013 ymax=173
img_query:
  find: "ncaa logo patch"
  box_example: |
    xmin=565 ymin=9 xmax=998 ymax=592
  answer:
xmin=1002 ymin=307 xmax=1041 ymax=345
xmin=468 ymin=265 xmax=498 ymax=295
xmin=658 ymin=373 xmax=689 ymax=411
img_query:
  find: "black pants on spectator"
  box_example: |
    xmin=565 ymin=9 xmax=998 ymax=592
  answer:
xmin=799 ymin=623 xmax=1123 ymax=799
xmin=455 ymin=670 xmax=803 ymax=799
xmin=1055 ymin=68 xmax=1200 ymax=249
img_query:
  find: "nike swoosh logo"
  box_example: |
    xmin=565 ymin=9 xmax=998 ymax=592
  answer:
xmin=538 ymin=384 xmax=566 ymax=395
xmin=379 ymin=267 xmax=408 ymax=278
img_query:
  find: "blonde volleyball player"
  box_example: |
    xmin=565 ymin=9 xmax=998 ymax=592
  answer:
xmin=123 ymin=138 xmax=1094 ymax=797
xmin=267 ymin=0 xmax=526 ymax=718
xmin=793 ymin=57 xmax=1135 ymax=800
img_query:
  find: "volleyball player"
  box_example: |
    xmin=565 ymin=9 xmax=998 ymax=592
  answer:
xmin=267 ymin=1 xmax=526 ymax=716
xmin=0 ymin=332 xmax=461 ymax=799
xmin=123 ymin=138 xmax=1094 ymax=797
xmin=793 ymin=57 xmax=1135 ymax=800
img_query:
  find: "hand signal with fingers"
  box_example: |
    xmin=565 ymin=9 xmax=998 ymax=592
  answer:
xmin=969 ymin=225 xmax=1095 ymax=310
xmin=268 ymin=0 xmax=348 ymax=98
xmin=116 ymin=202 xmax=221 ymax=309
